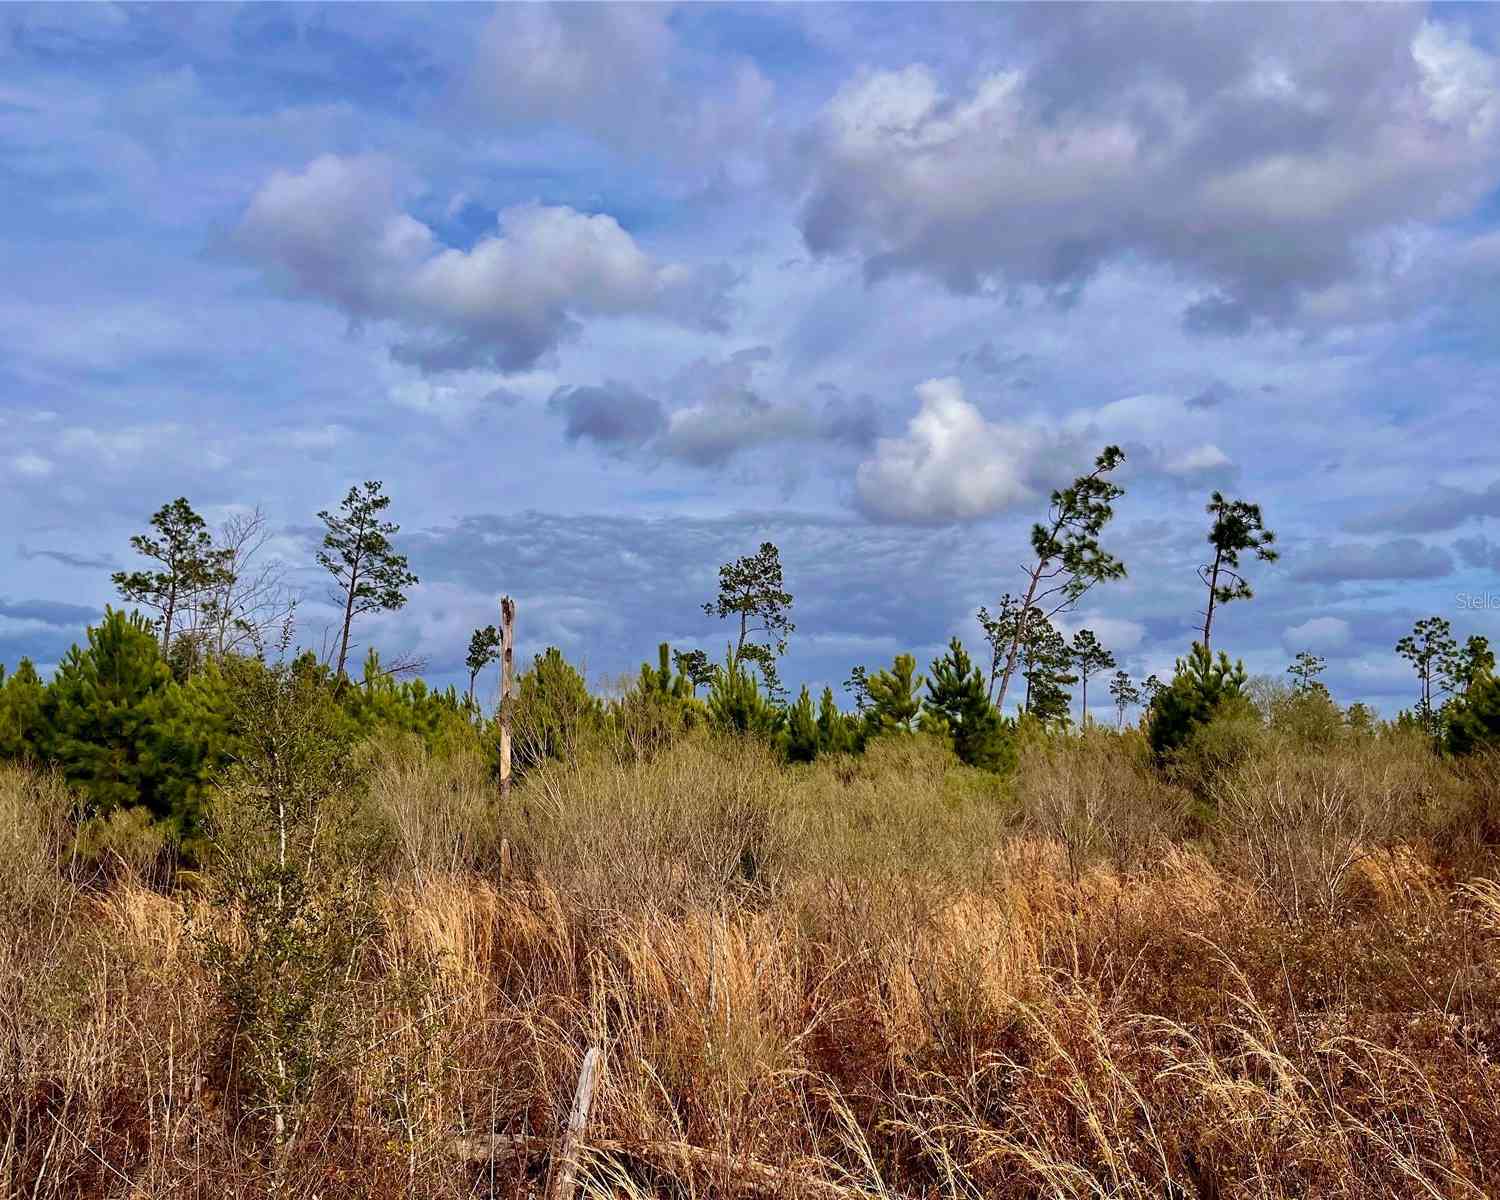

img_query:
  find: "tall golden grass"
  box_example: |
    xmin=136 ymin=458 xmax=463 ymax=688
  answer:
xmin=2 ymin=728 xmax=1499 ymax=1197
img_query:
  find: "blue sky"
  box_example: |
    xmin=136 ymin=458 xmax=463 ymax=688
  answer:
xmin=3 ymin=2 xmax=1499 ymax=717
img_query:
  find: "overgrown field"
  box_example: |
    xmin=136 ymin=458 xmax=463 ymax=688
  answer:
xmin=4 ymin=720 xmax=1500 ymax=1198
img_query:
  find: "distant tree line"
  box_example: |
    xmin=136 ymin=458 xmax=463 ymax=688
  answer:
xmin=2 ymin=456 xmax=1498 ymax=851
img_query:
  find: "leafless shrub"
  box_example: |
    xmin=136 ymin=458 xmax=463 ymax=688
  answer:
xmin=1019 ymin=731 xmax=1187 ymax=884
xmin=1215 ymin=748 xmax=1374 ymax=923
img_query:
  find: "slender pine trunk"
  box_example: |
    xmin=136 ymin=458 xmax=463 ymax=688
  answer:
xmin=334 ymin=543 xmax=363 ymax=680
xmin=1201 ymin=548 xmax=1224 ymax=652
xmin=995 ymin=562 xmax=1045 ymax=715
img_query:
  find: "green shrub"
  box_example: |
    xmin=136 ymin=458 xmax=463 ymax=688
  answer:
xmin=511 ymin=646 xmax=602 ymax=767
xmin=0 ymin=659 xmax=45 ymax=760
xmin=40 ymin=608 xmax=233 ymax=835
xmin=195 ymin=658 xmax=384 ymax=1158
xmin=1446 ymin=670 xmax=1500 ymax=757
xmin=344 ymin=648 xmax=477 ymax=759
xmin=923 ymin=637 xmax=1015 ymax=773
xmin=783 ymin=685 xmax=820 ymax=763
xmin=1147 ymin=642 xmax=1250 ymax=764
xmin=1171 ymin=695 xmax=1264 ymax=803
xmin=706 ymin=657 xmax=784 ymax=740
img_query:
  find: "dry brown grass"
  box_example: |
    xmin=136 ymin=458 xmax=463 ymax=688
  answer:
xmin=2 ymin=732 xmax=1499 ymax=1198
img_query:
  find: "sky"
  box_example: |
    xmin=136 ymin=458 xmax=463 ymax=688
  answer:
xmin=3 ymin=2 xmax=1500 ymax=718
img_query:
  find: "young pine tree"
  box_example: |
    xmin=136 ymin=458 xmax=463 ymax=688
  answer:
xmin=816 ymin=686 xmax=856 ymax=755
xmin=1021 ymin=618 xmax=1077 ymax=727
xmin=847 ymin=653 xmax=925 ymax=737
xmin=112 ymin=497 xmax=233 ymax=658
xmin=42 ymin=609 xmax=188 ymax=824
xmin=317 ymin=481 xmax=419 ymax=680
xmin=783 ymin=686 xmax=820 ymax=763
xmin=703 ymin=542 xmax=794 ymax=698
xmin=465 ymin=624 xmax=501 ymax=709
xmin=1108 ymin=669 xmax=1140 ymax=731
xmin=993 ymin=446 xmax=1127 ymax=714
xmin=1396 ymin=617 xmax=1458 ymax=738
xmin=638 ymin=642 xmax=695 ymax=702
xmin=1198 ymin=491 xmax=1278 ymax=653
xmin=0 ymin=659 xmax=46 ymax=761
xmin=1287 ymin=650 xmax=1327 ymax=694
xmin=706 ymin=654 xmax=784 ymax=739
xmin=1147 ymin=642 xmax=1250 ymax=763
xmin=1068 ymin=628 xmax=1116 ymax=727
xmin=513 ymin=647 xmax=600 ymax=765
xmin=924 ymin=637 xmax=1010 ymax=770
xmin=1446 ymin=669 xmax=1500 ymax=756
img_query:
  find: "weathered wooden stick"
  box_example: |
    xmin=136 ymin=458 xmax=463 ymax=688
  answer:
xmin=548 ymin=1045 xmax=601 ymax=1200
xmin=498 ymin=594 xmax=516 ymax=803
xmin=452 ymin=1130 xmax=867 ymax=1199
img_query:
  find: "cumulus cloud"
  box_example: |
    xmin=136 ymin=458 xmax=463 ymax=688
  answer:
xmin=799 ymin=10 xmax=1500 ymax=330
xmin=1282 ymin=616 xmax=1352 ymax=654
xmin=1342 ymin=478 xmax=1500 ymax=534
xmin=1060 ymin=391 xmax=1239 ymax=485
xmin=1292 ymin=538 xmax=1454 ymax=582
xmin=855 ymin=376 xmax=1058 ymax=523
xmin=236 ymin=154 xmax=735 ymax=373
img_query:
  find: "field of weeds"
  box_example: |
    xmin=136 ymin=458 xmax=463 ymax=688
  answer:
xmin=3 ymin=729 xmax=1500 ymax=1198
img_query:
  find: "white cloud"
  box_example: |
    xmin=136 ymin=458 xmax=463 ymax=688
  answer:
xmin=1054 ymin=613 xmax=1147 ymax=654
xmin=800 ymin=13 xmax=1500 ymax=329
xmin=8 ymin=452 xmax=53 ymax=479
xmin=237 ymin=155 xmax=734 ymax=374
xmin=57 ymin=426 xmax=153 ymax=464
xmin=1062 ymin=392 xmax=1237 ymax=483
xmin=1414 ymin=20 xmax=1500 ymax=135
xmin=468 ymin=5 xmax=774 ymax=181
xmin=1164 ymin=443 xmax=1233 ymax=476
xmin=855 ymin=376 xmax=1053 ymax=523
xmin=1282 ymin=616 xmax=1352 ymax=653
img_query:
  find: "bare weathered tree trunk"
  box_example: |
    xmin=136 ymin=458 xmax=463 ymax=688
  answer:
xmin=499 ymin=594 xmax=516 ymax=803
xmin=548 ymin=1046 xmax=601 ymax=1200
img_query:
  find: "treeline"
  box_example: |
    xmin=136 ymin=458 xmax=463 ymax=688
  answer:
xmin=3 ymin=453 xmax=1500 ymax=849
